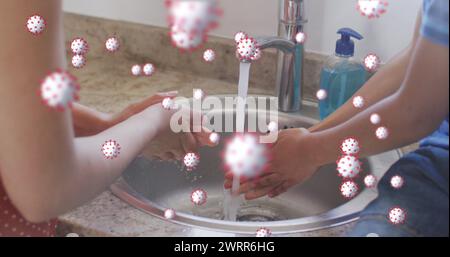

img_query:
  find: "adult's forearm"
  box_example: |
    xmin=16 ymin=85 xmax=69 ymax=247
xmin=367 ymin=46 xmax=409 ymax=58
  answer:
xmin=310 ymin=38 xmax=449 ymax=167
xmin=310 ymin=8 xmax=424 ymax=134
xmin=310 ymin=46 xmax=411 ymax=132
xmin=310 ymin=94 xmax=418 ymax=166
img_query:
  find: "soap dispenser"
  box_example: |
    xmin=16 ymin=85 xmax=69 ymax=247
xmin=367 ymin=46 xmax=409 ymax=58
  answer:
xmin=319 ymin=28 xmax=368 ymax=120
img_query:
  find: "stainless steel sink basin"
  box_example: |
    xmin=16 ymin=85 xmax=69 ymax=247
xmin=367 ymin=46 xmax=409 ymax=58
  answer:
xmin=111 ymin=95 xmax=401 ymax=235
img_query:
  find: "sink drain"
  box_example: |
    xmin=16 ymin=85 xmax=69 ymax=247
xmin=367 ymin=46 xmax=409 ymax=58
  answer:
xmin=237 ymin=214 xmax=276 ymax=222
xmin=236 ymin=205 xmax=286 ymax=222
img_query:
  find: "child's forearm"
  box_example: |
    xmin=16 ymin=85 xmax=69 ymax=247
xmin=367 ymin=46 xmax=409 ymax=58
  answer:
xmin=72 ymin=103 xmax=110 ymax=136
xmin=26 ymin=105 xmax=165 ymax=221
xmin=72 ymin=93 xmax=176 ymax=137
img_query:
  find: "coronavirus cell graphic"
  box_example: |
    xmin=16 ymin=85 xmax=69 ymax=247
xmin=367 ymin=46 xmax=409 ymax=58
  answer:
xmin=353 ymin=96 xmax=365 ymax=109
xmin=105 ymin=37 xmax=120 ymax=52
xmin=101 ymin=140 xmax=121 ymax=159
xmin=236 ymin=36 xmax=261 ymax=62
xmin=295 ymin=32 xmax=307 ymax=44
xmin=364 ymin=53 xmax=381 ymax=72
xmin=170 ymin=26 xmax=205 ymax=51
xmin=26 ymin=15 xmax=46 ymax=35
xmin=316 ymin=89 xmax=328 ymax=101
xmin=193 ymin=88 xmax=205 ymax=100
xmin=251 ymin=48 xmax=262 ymax=61
xmin=162 ymin=97 xmax=175 ymax=110
xmin=164 ymin=208 xmax=176 ymax=219
xmin=388 ymin=207 xmax=407 ymax=225
xmin=70 ymin=38 xmax=89 ymax=55
xmin=131 ymin=64 xmax=142 ymax=76
xmin=340 ymin=137 xmax=360 ymax=155
xmin=71 ymin=54 xmax=86 ymax=69
xmin=370 ymin=113 xmax=381 ymax=125
xmin=203 ymin=49 xmax=216 ymax=62
xmin=191 ymin=188 xmax=207 ymax=205
xmin=364 ymin=174 xmax=378 ymax=188
xmin=375 ymin=127 xmax=389 ymax=140
xmin=143 ymin=63 xmax=155 ymax=76
xmin=224 ymin=134 xmax=269 ymax=178
xmin=184 ymin=152 xmax=200 ymax=171
xmin=390 ymin=175 xmax=404 ymax=189
xmin=40 ymin=70 xmax=80 ymax=111
xmin=255 ymin=227 xmax=272 ymax=237
xmin=234 ymin=31 xmax=247 ymax=43
xmin=336 ymin=155 xmax=362 ymax=179
xmin=166 ymin=0 xmax=221 ymax=51
xmin=209 ymin=132 xmax=220 ymax=145
xmin=167 ymin=0 xmax=220 ymax=33
xmin=340 ymin=180 xmax=359 ymax=199
xmin=357 ymin=0 xmax=389 ymax=19
xmin=267 ymin=121 xmax=278 ymax=133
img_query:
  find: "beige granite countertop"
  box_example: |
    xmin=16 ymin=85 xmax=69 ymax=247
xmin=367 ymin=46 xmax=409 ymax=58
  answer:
xmin=56 ymin=13 xmax=417 ymax=237
xmin=71 ymin=56 xmax=273 ymax=114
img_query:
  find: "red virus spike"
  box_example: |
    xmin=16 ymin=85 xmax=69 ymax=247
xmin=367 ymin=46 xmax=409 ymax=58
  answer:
xmin=390 ymin=175 xmax=405 ymax=189
xmin=375 ymin=126 xmax=389 ymax=140
xmin=191 ymin=188 xmax=207 ymax=205
xmin=256 ymin=227 xmax=271 ymax=237
xmin=363 ymin=53 xmax=381 ymax=72
xmin=336 ymin=155 xmax=362 ymax=179
xmin=71 ymin=54 xmax=86 ymax=69
xmin=105 ymin=36 xmax=120 ymax=53
xmin=388 ymin=207 xmax=407 ymax=225
xmin=40 ymin=70 xmax=80 ymax=111
xmin=223 ymin=133 xmax=270 ymax=178
xmin=143 ymin=63 xmax=155 ymax=76
xmin=357 ymin=0 xmax=389 ymax=19
xmin=70 ymin=37 xmax=89 ymax=55
xmin=166 ymin=0 xmax=221 ymax=51
xmin=340 ymin=137 xmax=360 ymax=155
xmin=26 ymin=14 xmax=46 ymax=35
xmin=364 ymin=174 xmax=378 ymax=188
xmin=340 ymin=180 xmax=359 ymax=199
xmin=101 ymin=139 xmax=121 ymax=159
xmin=184 ymin=152 xmax=200 ymax=171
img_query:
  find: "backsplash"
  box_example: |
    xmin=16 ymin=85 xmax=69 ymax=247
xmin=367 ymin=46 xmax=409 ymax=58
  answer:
xmin=63 ymin=12 xmax=326 ymax=101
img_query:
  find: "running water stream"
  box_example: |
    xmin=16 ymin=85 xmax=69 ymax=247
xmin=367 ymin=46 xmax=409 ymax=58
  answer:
xmin=223 ymin=61 xmax=251 ymax=221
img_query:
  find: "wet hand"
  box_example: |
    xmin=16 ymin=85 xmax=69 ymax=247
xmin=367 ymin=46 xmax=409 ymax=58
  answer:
xmin=224 ymin=128 xmax=320 ymax=200
xmin=142 ymin=105 xmax=216 ymax=161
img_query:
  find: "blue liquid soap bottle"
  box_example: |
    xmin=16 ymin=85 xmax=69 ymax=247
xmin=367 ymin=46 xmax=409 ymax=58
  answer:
xmin=319 ymin=28 xmax=368 ymax=120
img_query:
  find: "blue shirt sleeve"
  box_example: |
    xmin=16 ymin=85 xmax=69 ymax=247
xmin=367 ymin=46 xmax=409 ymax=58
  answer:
xmin=417 ymin=1 xmax=449 ymax=167
xmin=421 ymin=0 xmax=449 ymax=46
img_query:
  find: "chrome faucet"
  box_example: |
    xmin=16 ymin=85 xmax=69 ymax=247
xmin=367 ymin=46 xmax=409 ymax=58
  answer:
xmin=256 ymin=0 xmax=307 ymax=112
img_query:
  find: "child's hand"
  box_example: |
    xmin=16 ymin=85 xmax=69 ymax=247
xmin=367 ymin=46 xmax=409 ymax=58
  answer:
xmin=224 ymin=128 xmax=320 ymax=200
xmin=141 ymin=105 xmax=216 ymax=161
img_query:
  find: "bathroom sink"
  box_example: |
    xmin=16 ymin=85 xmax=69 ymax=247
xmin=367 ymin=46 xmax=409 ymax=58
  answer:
xmin=111 ymin=95 xmax=401 ymax=235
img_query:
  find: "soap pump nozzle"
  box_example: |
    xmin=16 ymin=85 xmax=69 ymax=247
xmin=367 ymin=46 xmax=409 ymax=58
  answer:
xmin=336 ymin=28 xmax=363 ymax=57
